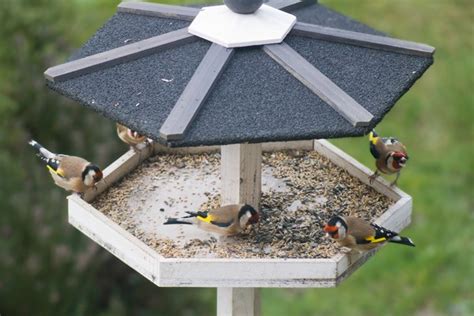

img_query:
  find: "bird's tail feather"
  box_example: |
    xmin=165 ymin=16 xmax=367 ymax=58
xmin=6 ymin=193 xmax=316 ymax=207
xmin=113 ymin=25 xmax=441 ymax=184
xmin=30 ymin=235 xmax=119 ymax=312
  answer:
xmin=184 ymin=211 xmax=207 ymax=218
xmin=389 ymin=235 xmax=415 ymax=247
xmin=28 ymin=140 xmax=56 ymax=160
xmin=164 ymin=218 xmax=193 ymax=225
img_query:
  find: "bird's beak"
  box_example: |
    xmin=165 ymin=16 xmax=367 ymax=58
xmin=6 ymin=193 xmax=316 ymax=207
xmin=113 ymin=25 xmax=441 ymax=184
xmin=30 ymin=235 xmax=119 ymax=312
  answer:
xmin=324 ymin=225 xmax=337 ymax=233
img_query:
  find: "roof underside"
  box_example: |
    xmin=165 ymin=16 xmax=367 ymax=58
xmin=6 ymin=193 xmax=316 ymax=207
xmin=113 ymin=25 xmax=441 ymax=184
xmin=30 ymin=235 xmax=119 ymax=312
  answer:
xmin=47 ymin=2 xmax=433 ymax=147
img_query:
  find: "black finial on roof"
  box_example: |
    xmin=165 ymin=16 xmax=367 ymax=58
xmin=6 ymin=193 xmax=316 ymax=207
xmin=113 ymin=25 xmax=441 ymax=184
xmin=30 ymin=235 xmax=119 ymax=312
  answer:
xmin=224 ymin=0 xmax=263 ymax=14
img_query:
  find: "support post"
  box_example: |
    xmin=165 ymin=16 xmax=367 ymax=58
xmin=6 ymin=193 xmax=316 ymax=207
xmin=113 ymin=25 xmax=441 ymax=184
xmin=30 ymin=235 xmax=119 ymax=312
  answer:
xmin=220 ymin=143 xmax=262 ymax=209
xmin=217 ymin=288 xmax=261 ymax=316
xmin=219 ymin=143 xmax=262 ymax=316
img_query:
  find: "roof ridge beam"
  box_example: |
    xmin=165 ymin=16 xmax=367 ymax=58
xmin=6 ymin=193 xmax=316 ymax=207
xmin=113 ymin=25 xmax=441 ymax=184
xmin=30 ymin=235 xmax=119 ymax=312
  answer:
xmin=160 ymin=44 xmax=235 ymax=141
xmin=44 ymin=28 xmax=196 ymax=83
xmin=291 ymin=22 xmax=435 ymax=57
xmin=263 ymin=42 xmax=373 ymax=127
xmin=266 ymin=0 xmax=314 ymax=12
xmin=117 ymin=1 xmax=200 ymax=21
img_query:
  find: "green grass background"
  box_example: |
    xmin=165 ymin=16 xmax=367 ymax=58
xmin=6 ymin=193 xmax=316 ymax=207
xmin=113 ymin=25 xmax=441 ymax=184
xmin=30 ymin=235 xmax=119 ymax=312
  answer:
xmin=0 ymin=0 xmax=472 ymax=315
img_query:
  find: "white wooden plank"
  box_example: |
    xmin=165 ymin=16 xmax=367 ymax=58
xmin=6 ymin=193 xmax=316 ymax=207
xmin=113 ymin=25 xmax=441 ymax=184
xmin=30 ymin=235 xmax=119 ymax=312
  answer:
xmin=159 ymin=43 xmax=234 ymax=141
xmin=292 ymin=22 xmax=435 ymax=57
xmin=45 ymin=28 xmax=196 ymax=82
xmin=314 ymin=139 xmax=402 ymax=200
xmin=158 ymin=258 xmax=337 ymax=287
xmin=218 ymin=288 xmax=260 ymax=316
xmin=118 ymin=1 xmax=199 ymax=21
xmin=263 ymin=43 xmax=374 ymax=127
xmin=82 ymin=144 xmax=153 ymax=202
xmin=188 ymin=4 xmax=296 ymax=48
xmin=153 ymin=140 xmax=314 ymax=154
xmin=68 ymin=196 xmax=159 ymax=283
xmin=221 ymin=143 xmax=262 ymax=209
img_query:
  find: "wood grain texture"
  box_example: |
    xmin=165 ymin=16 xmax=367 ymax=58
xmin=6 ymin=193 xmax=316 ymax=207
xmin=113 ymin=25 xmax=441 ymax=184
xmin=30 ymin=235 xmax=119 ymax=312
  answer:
xmin=153 ymin=140 xmax=314 ymax=154
xmin=263 ymin=42 xmax=373 ymax=127
xmin=221 ymin=143 xmax=262 ymax=210
xmin=67 ymin=139 xmax=412 ymax=288
xmin=160 ymin=44 xmax=234 ymax=141
xmin=82 ymin=144 xmax=153 ymax=202
xmin=313 ymin=139 xmax=404 ymax=200
xmin=266 ymin=0 xmax=314 ymax=12
xmin=117 ymin=1 xmax=199 ymax=21
xmin=217 ymin=288 xmax=260 ymax=316
xmin=44 ymin=28 xmax=196 ymax=82
xmin=68 ymin=196 xmax=159 ymax=282
xmin=292 ymin=22 xmax=435 ymax=57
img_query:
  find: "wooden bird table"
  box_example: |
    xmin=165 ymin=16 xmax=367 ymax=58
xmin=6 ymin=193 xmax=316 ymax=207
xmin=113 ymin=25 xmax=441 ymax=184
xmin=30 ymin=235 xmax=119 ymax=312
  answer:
xmin=68 ymin=139 xmax=412 ymax=316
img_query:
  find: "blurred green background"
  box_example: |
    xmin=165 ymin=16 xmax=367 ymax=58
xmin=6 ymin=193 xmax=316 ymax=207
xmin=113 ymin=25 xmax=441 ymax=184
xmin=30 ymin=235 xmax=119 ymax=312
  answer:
xmin=0 ymin=0 xmax=472 ymax=315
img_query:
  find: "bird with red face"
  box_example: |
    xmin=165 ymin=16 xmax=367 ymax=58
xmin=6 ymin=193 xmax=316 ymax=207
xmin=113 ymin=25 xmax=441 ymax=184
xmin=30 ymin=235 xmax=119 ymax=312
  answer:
xmin=29 ymin=140 xmax=103 ymax=194
xmin=164 ymin=204 xmax=259 ymax=236
xmin=368 ymin=130 xmax=409 ymax=186
xmin=324 ymin=215 xmax=415 ymax=253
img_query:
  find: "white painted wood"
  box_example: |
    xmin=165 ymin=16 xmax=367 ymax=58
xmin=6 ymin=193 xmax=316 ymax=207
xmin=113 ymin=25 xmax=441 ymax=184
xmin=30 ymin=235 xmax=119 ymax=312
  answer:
xmin=68 ymin=195 xmax=159 ymax=283
xmin=313 ymin=139 xmax=402 ymax=200
xmin=217 ymin=288 xmax=260 ymax=316
xmin=158 ymin=257 xmax=337 ymax=287
xmin=221 ymin=143 xmax=262 ymax=209
xmin=83 ymin=144 xmax=153 ymax=202
xmin=67 ymin=139 xmax=413 ymax=288
xmin=188 ymin=4 xmax=296 ymax=48
xmin=153 ymin=140 xmax=314 ymax=154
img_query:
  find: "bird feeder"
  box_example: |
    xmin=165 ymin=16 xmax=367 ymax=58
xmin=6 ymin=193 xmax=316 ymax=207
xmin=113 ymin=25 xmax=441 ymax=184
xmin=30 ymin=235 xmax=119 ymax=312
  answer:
xmin=44 ymin=1 xmax=434 ymax=315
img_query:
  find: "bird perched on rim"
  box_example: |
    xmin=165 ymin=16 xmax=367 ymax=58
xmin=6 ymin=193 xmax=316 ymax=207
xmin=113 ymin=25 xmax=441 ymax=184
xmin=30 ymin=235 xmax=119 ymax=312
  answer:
xmin=324 ymin=215 xmax=415 ymax=253
xmin=164 ymin=204 xmax=259 ymax=236
xmin=368 ymin=130 xmax=409 ymax=186
xmin=29 ymin=140 xmax=103 ymax=194
xmin=116 ymin=123 xmax=148 ymax=150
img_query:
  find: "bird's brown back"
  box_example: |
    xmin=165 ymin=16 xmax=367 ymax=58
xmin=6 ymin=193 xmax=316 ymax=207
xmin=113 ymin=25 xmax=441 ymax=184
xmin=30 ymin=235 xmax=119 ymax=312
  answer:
xmin=57 ymin=155 xmax=89 ymax=179
xmin=208 ymin=204 xmax=243 ymax=223
xmin=345 ymin=217 xmax=375 ymax=241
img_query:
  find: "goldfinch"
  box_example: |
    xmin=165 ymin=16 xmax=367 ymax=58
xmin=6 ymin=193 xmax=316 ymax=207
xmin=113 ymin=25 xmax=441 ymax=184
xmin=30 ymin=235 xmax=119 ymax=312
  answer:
xmin=164 ymin=204 xmax=259 ymax=236
xmin=324 ymin=215 xmax=415 ymax=253
xmin=368 ymin=130 xmax=409 ymax=186
xmin=29 ymin=140 xmax=103 ymax=194
xmin=116 ymin=123 xmax=147 ymax=149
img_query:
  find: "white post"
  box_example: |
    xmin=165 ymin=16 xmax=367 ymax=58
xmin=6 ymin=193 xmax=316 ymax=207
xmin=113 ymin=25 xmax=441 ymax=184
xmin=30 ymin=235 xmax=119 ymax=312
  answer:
xmin=221 ymin=143 xmax=262 ymax=208
xmin=217 ymin=288 xmax=261 ymax=316
xmin=219 ymin=143 xmax=262 ymax=316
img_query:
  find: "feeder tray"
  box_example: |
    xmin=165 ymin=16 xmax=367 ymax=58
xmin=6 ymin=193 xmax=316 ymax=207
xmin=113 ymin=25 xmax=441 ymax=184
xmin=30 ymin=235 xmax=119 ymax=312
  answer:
xmin=69 ymin=140 xmax=412 ymax=287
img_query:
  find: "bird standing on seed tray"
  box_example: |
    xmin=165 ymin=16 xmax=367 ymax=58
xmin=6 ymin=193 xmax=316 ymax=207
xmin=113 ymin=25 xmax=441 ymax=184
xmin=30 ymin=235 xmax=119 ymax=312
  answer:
xmin=368 ymin=130 xmax=409 ymax=186
xmin=324 ymin=215 xmax=415 ymax=253
xmin=116 ymin=123 xmax=148 ymax=150
xmin=29 ymin=140 xmax=103 ymax=194
xmin=164 ymin=204 xmax=260 ymax=236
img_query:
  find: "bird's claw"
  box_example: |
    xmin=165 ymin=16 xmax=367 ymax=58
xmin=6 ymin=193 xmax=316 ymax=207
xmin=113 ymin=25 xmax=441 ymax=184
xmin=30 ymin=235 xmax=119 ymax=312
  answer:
xmin=368 ymin=173 xmax=377 ymax=185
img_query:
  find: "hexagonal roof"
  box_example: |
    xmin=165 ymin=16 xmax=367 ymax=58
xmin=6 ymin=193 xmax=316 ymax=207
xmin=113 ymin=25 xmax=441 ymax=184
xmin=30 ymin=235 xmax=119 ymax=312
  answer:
xmin=45 ymin=1 xmax=434 ymax=147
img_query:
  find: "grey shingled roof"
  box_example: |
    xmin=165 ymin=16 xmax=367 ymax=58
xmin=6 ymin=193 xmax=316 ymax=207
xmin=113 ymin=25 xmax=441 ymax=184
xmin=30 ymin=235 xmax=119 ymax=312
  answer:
xmin=46 ymin=1 xmax=434 ymax=147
